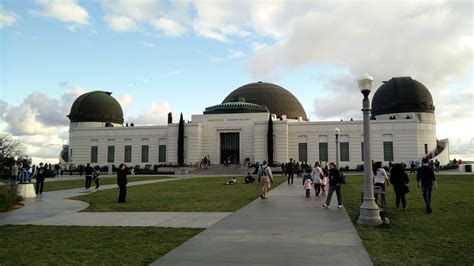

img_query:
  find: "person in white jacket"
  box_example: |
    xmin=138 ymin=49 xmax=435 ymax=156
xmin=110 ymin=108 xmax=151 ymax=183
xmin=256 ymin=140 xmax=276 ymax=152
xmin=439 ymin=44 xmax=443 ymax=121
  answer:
xmin=311 ymin=162 xmax=324 ymax=197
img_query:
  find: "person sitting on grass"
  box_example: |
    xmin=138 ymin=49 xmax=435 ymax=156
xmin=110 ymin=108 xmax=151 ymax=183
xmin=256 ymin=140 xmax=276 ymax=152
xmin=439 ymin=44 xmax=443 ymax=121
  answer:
xmin=244 ymin=173 xmax=255 ymax=184
xmin=224 ymin=177 xmax=237 ymax=185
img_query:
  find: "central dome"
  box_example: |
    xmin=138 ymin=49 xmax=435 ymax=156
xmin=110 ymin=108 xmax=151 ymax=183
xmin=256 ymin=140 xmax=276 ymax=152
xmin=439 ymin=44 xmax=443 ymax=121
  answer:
xmin=222 ymin=81 xmax=307 ymax=120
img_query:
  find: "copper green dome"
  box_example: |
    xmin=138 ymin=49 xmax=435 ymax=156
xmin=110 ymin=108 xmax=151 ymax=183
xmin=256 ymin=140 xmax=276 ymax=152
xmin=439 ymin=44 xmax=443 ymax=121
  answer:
xmin=372 ymin=77 xmax=435 ymax=116
xmin=222 ymin=81 xmax=307 ymax=120
xmin=204 ymin=97 xmax=269 ymax=114
xmin=67 ymin=91 xmax=124 ymax=124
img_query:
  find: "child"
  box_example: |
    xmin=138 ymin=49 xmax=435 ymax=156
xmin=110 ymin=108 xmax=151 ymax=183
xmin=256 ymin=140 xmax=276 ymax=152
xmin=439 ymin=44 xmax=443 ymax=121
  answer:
xmin=302 ymin=168 xmax=313 ymax=198
xmin=321 ymin=171 xmax=327 ymax=196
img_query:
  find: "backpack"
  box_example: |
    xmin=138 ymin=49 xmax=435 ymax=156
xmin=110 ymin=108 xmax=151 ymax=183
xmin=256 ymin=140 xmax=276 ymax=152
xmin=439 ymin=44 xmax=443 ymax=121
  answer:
xmin=340 ymin=171 xmax=346 ymax=184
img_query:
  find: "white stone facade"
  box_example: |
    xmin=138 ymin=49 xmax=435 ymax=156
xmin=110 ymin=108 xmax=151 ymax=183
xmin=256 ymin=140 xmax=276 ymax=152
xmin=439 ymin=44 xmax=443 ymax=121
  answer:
xmin=67 ymin=110 xmax=447 ymax=168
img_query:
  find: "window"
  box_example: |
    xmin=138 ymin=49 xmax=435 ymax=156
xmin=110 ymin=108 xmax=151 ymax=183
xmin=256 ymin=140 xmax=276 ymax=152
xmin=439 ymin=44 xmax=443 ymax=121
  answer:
xmin=340 ymin=142 xmax=350 ymax=161
xmin=361 ymin=142 xmax=364 ymax=162
xmin=107 ymin=146 xmax=115 ymax=163
xmin=141 ymin=145 xmax=149 ymax=163
xmin=159 ymin=145 xmax=166 ymax=162
xmin=319 ymin=142 xmax=328 ymax=162
xmin=90 ymin=146 xmax=98 ymax=163
xmin=384 ymin=142 xmax=394 ymax=161
xmin=298 ymin=143 xmax=308 ymax=163
xmin=424 ymin=144 xmax=428 ymax=155
xmin=124 ymin=145 xmax=132 ymax=163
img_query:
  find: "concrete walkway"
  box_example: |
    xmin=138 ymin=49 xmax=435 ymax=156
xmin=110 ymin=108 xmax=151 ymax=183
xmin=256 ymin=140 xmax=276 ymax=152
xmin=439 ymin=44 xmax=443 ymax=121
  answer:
xmin=0 ymin=177 xmax=230 ymax=228
xmin=154 ymin=182 xmax=372 ymax=266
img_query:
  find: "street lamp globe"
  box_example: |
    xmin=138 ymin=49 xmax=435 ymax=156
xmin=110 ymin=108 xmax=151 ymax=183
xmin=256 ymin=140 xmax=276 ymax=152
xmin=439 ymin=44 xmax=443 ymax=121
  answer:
xmin=334 ymin=127 xmax=340 ymax=136
xmin=357 ymin=73 xmax=374 ymax=98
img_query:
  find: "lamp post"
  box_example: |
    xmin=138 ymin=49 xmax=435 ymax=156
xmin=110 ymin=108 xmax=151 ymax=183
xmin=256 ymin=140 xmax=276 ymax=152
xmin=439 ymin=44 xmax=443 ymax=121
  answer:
xmin=334 ymin=127 xmax=340 ymax=169
xmin=357 ymin=73 xmax=382 ymax=225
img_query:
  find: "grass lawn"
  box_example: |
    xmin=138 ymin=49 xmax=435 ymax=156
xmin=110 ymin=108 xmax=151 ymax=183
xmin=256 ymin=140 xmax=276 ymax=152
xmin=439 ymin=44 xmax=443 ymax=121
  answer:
xmin=72 ymin=176 xmax=286 ymax=212
xmin=343 ymin=174 xmax=474 ymax=265
xmin=43 ymin=176 xmax=172 ymax=192
xmin=0 ymin=225 xmax=202 ymax=265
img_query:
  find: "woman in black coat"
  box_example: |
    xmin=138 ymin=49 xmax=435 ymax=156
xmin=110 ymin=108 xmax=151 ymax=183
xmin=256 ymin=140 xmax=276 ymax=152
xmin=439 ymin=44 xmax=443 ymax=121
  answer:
xmin=117 ymin=163 xmax=128 ymax=203
xmin=390 ymin=163 xmax=410 ymax=210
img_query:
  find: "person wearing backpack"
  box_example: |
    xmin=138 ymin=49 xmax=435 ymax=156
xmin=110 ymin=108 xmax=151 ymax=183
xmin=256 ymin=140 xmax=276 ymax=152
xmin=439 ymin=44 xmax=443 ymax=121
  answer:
xmin=258 ymin=160 xmax=273 ymax=199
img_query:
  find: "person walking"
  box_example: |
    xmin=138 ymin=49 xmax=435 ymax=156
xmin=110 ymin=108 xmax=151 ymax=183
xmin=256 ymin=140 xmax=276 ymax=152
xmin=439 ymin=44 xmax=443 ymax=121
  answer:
xmin=389 ymin=163 xmax=410 ymax=210
xmin=35 ymin=162 xmax=46 ymax=198
xmin=311 ymin=162 xmax=323 ymax=197
xmin=258 ymin=160 xmax=273 ymax=199
xmin=93 ymin=165 xmax=100 ymax=189
xmin=287 ymin=159 xmax=295 ymax=184
xmin=373 ymin=161 xmax=390 ymax=204
xmin=84 ymin=163 xmax=93 ymax=189
xmin=117 ymin=163 xmax=129 ymax=203
xmin=417 ymin=158 xmax=438 ymax=214
xmin=322 ymin=162 xmax=343 ymax=209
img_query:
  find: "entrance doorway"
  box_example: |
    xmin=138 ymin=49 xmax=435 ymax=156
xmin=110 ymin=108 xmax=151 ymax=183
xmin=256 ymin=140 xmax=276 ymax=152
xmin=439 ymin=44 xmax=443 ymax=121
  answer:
xmin=220 ymin=132 xmax=240 ymax=164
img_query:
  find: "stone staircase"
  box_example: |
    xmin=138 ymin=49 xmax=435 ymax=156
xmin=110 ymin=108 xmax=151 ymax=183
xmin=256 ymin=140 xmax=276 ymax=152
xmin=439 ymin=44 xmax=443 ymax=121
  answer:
xmin=190 ymin=164 xmax=250 ymax=176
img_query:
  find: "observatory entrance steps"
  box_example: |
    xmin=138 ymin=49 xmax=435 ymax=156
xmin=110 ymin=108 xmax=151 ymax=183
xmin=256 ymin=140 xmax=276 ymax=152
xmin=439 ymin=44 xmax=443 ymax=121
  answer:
xmin=193 ymin=164 xmax=247 ymax=175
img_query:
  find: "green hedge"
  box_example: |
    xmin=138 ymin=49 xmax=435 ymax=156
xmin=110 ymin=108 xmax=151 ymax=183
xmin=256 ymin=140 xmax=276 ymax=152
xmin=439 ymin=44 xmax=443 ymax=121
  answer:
xmin=0 ymin=185 xmax=23 ymax=212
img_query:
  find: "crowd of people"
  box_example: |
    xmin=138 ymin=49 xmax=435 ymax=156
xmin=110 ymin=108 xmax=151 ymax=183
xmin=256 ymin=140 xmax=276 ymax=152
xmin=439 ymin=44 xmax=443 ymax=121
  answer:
xmin=8 ymin=154 xmax=440 ymax=214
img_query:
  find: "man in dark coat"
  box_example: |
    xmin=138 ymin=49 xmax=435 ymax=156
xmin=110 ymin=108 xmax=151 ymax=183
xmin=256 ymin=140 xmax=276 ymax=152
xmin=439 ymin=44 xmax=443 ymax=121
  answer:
xmin=117 ymin=163 xmax=129 ymax=203
xmin=35 ymin=162 xmax=46 ymax=198
xmin=417 ymin=158 xmax=438 ymax=214
xmin=84 ymin=163 xmax=93 ymax=189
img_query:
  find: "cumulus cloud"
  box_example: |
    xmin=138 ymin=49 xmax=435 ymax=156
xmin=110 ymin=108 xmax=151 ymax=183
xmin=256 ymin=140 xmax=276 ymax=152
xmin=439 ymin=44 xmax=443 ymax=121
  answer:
xmin=449 ymin=137 xmax=474 ymax=161
xmin=246 ymin=2 xmax=472 ymax=100
xmin=116 ymin=93 xmax=133 ymax=111
xmin=150 ymin=18 xmax=186 ymax=37
xmin=30 ymin=0 xmax=91 ymax=30
xmin=104 ymin=15 xmax=137 ymax=32
xmin=0 ymin=85 xmax=85 ymax=163
xmin=126 ymin=101 xmax=172 ymax=126
xmin=0 ymin=10 xmax=20 ymax=28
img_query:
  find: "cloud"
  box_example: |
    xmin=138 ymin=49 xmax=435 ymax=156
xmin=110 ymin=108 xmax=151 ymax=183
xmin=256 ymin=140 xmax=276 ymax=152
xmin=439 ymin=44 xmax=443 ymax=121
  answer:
xmin=126 ymin=101 xmax=172 ymax=126
xmin=150 ymin=18 xmax=186 ymax=37
xmin=104 ymin=15 xmax=137 ymax=32
xmin=0 ymin=10 xmax=20 ymax=28
xmin=0 ymin=100 xmax=8 ymax=118
xmin=30 ymin=0 xmax=91 ymax=29
xmin=116 ymin=93 xmax=133 ymax=110
xmin=161 ymin=69 xmax=183 ymax=78
xmin=227 ymin=49 xmax=245 ymax=59
xmin=449 ymin=137 xmax=474 ymax=161
xmin=142 ymin=41 xmax=155 ymax=48
xmin=0 ymin=85 xmax=86 ymax=163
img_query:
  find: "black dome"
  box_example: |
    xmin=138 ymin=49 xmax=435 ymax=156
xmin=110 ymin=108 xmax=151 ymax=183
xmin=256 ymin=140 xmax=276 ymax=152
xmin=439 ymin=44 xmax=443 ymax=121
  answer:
xmin=222 ymin=82 xmax=307 ymax=120
xmin=372 ymin=77 xmax=435 ymax=116
xmin=68 ymin=91 xmax=124 ymax=124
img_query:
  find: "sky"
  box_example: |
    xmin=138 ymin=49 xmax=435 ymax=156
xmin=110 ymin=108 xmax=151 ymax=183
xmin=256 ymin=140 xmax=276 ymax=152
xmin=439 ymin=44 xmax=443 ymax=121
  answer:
xmin=0 ymin=0 xmax=473 ymax=164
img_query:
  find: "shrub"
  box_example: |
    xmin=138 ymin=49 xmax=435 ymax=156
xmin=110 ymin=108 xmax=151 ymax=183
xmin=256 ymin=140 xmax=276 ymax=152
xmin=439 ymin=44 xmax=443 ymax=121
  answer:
xmin=0 ymin=185 xmax=23 ymax=212
xmin=442 ymin=163 xmax=459 ymax=170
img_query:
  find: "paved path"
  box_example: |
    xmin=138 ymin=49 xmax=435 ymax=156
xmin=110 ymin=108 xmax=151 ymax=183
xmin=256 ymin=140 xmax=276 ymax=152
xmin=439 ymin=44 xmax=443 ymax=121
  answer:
xmin=0 ymin=177 xmax=230 ymax=228
xmin=154 ymin=182 xmax=372 ymax=266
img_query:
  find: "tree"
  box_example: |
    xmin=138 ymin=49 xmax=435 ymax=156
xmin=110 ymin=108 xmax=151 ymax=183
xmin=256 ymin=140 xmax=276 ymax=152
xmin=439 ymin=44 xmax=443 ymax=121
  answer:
xmin=177 ymin=113 xmax=184 ymax=165
xmin=267 ymin=115 xmax=274 ymax=165
xmin=0 ymin=133 xmax=30 ymax=178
